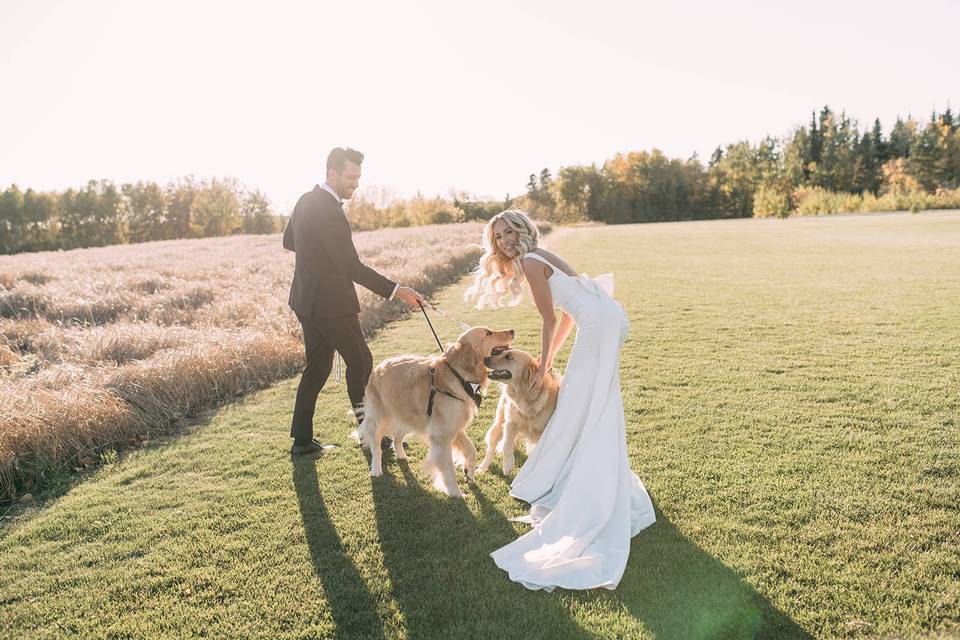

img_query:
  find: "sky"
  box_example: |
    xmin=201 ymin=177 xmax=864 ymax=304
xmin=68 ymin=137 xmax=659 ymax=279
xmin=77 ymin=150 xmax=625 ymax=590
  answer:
xmin=2 ymin=0 xmax=957 ymax=212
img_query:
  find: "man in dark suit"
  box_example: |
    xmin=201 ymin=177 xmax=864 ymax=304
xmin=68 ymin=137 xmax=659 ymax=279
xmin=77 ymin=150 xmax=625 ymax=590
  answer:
xmin=283 ymin=147 xmax=424 ymax=456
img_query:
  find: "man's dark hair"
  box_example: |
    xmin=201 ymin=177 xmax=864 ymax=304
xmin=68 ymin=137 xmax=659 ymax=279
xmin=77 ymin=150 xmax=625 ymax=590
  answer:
xmin=327 ymin=147 xmax=364 ymax=173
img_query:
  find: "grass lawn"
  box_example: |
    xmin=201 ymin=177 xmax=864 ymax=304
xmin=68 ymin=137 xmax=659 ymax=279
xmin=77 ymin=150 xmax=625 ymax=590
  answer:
xmin=2 ymin=212 xmax=958 ymax=639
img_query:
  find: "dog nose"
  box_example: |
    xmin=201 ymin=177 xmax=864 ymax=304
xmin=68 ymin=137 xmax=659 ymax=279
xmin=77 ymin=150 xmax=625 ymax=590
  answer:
xmin=508 ymin=329 xmax=515 ymax=337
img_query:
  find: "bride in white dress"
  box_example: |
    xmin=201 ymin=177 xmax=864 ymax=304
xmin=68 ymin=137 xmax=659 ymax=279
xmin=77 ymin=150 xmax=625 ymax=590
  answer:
xmin=465 ymin=209 xmax=656 ymax=592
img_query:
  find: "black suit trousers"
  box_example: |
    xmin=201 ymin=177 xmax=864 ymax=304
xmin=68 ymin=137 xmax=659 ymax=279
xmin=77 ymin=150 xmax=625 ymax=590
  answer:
xmin=291 ymin=312 xmax=373 ymax=441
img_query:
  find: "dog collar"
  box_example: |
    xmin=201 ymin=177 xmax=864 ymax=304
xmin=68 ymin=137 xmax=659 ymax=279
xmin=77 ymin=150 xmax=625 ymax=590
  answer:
xmin=447 ymin=364 xmax=483 ymax=409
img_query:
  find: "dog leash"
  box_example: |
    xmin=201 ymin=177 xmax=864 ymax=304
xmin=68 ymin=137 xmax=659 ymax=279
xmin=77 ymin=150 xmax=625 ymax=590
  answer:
xmin=419 ymin=301 xmax=454 ymax=417
xmin=417 ymin=300 xmax=446 ymax=353
xmin=418 ymin=301 xmax=483 ymax=415
xmin=422 ymin=302 xmax=471 ymax=332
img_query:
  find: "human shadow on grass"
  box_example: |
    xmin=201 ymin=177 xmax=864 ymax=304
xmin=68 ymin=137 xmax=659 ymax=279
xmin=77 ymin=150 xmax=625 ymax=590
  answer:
xmin=292 ymin=456 xmax=386 ymax=640
xmin=451 ymin=466 xmax=812 ymax=640
xmin=370 ymin=456 xmax=596 ymax=640
xmin=573 ymin=502 xmax=812 ymax=640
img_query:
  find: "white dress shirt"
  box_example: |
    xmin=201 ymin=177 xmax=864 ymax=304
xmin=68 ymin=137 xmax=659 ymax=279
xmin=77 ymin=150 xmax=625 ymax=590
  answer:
xmin=320 ymin=182 xmax=342 ymax=204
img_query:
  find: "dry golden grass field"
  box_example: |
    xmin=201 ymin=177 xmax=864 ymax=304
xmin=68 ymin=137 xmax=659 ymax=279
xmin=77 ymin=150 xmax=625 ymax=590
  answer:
xmin=0 ymin=222 xmax=524 ymax=499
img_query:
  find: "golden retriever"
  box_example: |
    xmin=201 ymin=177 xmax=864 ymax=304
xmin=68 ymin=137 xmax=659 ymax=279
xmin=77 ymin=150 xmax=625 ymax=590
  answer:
xmin=477 ymin=348 xmax=560 ymax=476
xmin=356 ymin=326 xmax=515 ymax=497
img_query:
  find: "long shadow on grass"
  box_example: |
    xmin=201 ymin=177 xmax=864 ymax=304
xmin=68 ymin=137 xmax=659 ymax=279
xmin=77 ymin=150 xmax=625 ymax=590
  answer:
xmin=370 ymin=454 xmax=811 ymax=639
xmin=578 ymin=504 xmax=813 ymax=640
xmin=371 ymin=460 xmax=594 ymax=640
xmin=293 ymin=456 xmax=386 ymax=640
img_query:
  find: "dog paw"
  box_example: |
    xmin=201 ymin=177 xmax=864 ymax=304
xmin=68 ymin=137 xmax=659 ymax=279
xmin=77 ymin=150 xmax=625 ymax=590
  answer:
xmin=476 ymin=463 xmax=489 ymax=474
xmin=370 ymin=468 xmax=383 ymax=477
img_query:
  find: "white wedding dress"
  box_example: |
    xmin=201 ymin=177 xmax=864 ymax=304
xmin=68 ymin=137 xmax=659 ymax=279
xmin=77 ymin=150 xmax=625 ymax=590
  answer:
xmin=490 ymin=251 xmax=656 ymax=592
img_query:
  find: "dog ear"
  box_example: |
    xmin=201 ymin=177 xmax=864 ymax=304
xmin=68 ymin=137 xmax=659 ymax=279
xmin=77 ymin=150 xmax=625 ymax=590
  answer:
xmin=468 ymin=342 xmax=482 ymax=362
xmin=464 ymin=343 xmax=485 ymax=378
xmin=449 ymin=341 xmax=485 ymax=380
xmin=519 ymin=358 xmax=533 ymax=390
xmin=448 ymin=341 xmax=469 ymax=367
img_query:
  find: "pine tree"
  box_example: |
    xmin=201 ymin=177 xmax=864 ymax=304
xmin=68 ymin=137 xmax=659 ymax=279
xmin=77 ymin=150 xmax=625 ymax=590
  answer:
xmin=871 ymin=119 xmax=887 ymax=166
xmin=526 ymin=174 xmax=538 ymax=196
xmin=854 ymin=131 xmax=879 ymax=194
xmin=709 ymin=146 xmax=723 ymax=167
xmin=889 ymin=117 xmax=914 ymax=159
xmin=814 ymin=106 xmax=840 ymax=190
xmin=942 ymin=107 xmax=955 ymax=131
xmin=807 ymin=110 xmax=822 ymax=165
xmin=539 ymin=168 xmax=552 ymax=192
xmin=908 ymin=113 xmax=942 ymax=191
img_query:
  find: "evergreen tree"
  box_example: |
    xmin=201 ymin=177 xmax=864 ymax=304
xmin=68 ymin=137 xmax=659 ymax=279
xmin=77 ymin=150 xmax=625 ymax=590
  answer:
xmin=942 ymin=107 xmax=955 ymax=131
xmin=807 ymin=110 xmax=822 ymax=165
xmin=934 ymin=109 xmax=960 ymax=188
xmin=526 ymin=174 xmax=538 ymax=195
xmin=871 ymin=119 xmax=888 ymax=166
xmin=539 ymin=168 xmax=552 ymax=192
xmin=854 ymin=131 xmax=880 ymax=194
xmin=889 ymin=117 xmax=914 ymax=158
xmin=709 ymin=146 xmax=723 ymax=167
xmin=908 ymin=113 xmax=942 ymax=191
xmin=525 ymin=168 xmax=555 ymax=216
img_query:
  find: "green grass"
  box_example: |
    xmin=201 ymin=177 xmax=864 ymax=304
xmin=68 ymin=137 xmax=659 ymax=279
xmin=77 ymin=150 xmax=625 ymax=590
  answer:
xmin=2 ymin=211 xmax=959 ymax=639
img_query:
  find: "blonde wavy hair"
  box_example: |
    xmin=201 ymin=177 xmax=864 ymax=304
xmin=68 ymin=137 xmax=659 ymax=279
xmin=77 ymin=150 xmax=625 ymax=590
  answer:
xmin=465 ymin=209 xmax=541 ymax=309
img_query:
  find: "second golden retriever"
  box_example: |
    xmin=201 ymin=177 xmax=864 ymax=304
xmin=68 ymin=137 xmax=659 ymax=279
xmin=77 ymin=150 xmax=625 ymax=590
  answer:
xmin=478 ymin=348 xmax=560 ymax=475
xmin=356 ymin=326 xmax=515 ymax=497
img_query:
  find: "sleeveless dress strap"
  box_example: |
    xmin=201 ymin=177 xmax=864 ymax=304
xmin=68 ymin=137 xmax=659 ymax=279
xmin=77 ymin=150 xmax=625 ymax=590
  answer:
xmin=522 ymin=252 xmax=555 ymax=269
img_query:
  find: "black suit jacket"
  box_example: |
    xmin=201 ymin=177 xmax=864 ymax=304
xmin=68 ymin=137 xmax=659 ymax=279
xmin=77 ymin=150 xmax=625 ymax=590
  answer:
xmin=283 ymin=186 xmax=396 ymax=318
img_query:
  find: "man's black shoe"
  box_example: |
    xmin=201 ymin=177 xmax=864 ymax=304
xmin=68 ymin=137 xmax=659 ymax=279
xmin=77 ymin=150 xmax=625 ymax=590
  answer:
xmin=290 ymin=439 xmax=323 ymax=456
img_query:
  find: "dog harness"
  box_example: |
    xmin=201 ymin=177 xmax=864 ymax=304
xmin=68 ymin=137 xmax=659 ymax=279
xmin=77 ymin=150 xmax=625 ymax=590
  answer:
xmin=449 ymin=364 xmax=483 ymax=409
xmin=426 ymin=365 xmax=483 ymax=417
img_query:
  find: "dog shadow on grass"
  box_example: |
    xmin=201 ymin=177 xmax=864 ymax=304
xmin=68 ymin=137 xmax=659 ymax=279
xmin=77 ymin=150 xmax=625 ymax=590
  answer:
xmin=298 ymin=438 xmax=811 ymax=640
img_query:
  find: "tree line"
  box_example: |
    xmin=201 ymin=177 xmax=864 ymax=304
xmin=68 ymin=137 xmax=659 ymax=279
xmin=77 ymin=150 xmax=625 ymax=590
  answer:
xmin=0 ymin=178 xmax=282 ymax=254
xmin=4 ymin=105 xmax=959 ymax=254
xmin=519 ymin=105 xmax=960 ymax=222
xmin=343 ymin=186 xmax=512 ymax=231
